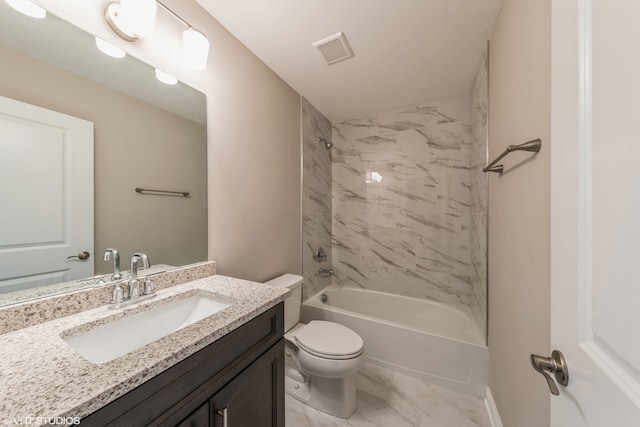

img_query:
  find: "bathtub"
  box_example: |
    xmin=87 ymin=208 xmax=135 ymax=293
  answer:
xmin=301 ymin=286 xmax=488 ymax=397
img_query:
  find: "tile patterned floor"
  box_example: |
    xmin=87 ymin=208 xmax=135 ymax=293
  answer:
xmin=286 ymin=363 xmax=491 ymax=427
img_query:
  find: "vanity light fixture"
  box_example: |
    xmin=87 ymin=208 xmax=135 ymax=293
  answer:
xmin=155 ymin=68 xmax=178 ymax=85
xmin=104 ymin=0 xmax=157 ymax=41
xmin=104 ymin=0 xmax=210 ymax=70
xmin=4 ymin=0 xmax=46 ymax=18
xmin=95 ymin=37 xmax=126 ymax=58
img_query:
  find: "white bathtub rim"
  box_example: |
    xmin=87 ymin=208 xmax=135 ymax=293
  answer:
xmin=304 ymin=286 xmax=487 ymax=348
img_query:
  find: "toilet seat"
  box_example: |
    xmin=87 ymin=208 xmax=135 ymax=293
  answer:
xmin=295 ymin=320 xmax=364 ymax=360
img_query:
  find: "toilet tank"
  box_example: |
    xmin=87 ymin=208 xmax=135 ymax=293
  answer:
xmin=264 ymin=274 xmax=303 ymax=332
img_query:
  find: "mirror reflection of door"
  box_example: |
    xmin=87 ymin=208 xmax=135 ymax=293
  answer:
xmin=0 ymin=95 xmax=94 ymax=293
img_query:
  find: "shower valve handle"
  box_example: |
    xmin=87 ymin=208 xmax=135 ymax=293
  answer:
xmin=313 ymin=247 xmax=327 ymax=263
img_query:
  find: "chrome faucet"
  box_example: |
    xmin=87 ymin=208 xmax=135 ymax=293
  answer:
xmin=316 ymin=267 xmax=334 ymax=277
xmin=103 ymin=248 xmax=122 ymax=280
xmin=128 ymin=253 xmax=150 ymax=299
xmin=110 ymin=252 xmax=154 ymax=308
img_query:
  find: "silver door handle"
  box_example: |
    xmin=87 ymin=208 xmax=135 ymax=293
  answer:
xmin=530 ymin=349 xmax=569 ymax=395
xmin=216 ymin=408 xmax=228 ymax=427
xmin=67 ymin=251 xmax=90 ymax=260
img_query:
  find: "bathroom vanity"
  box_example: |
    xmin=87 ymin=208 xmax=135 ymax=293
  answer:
xmin=82 ymin=304 xmax=284 ymax=426
xmin=0 ymin=267 xmax=288 ymax=427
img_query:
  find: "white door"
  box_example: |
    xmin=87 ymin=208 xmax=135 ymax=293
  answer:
xmin=0 ymin=96 xmax=94 ymax=293
xmin=550 ymin=0 xmax=640 ymax=424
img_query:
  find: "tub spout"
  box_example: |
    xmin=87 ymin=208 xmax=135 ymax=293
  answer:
xmin=316 ymin=268 xmax=334 ymax=277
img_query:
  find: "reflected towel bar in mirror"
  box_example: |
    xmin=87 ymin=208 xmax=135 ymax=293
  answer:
xmin=135 ymin=187 xmax=190 ymax=197
xmin=483 ymin=139 xmax=542 ymax=174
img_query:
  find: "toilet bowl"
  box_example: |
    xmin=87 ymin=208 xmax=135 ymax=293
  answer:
xmin=265 ymin=274 xmax=364 ymax=418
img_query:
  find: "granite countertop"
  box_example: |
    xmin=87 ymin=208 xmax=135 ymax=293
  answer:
xmin=0 ymin=264 xmax=175 ymax=307
xmin=0 ymin=274 xmax=288 ymax=424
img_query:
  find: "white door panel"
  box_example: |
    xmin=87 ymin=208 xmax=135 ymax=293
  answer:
xmin=0 ymin=96 xmax=93 ymax=293
xmin=1 ymin=116 xmax=65 ymax=245
xmin=551 ymin=0 xmax=640 ymax=424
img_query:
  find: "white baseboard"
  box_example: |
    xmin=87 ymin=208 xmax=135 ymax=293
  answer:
xmin=484 ymin=386 xmax=504 ymax=427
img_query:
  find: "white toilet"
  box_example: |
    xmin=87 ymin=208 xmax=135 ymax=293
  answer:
xmin=265 ymin=274 xmax=364 ymax=418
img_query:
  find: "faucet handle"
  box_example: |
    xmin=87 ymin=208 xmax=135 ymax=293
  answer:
xmin=128 ymin=279 xmax=140 ymax=299
xmin=143 ymin=278 xmax=155 ymax=296
xmin=111 ymin=282 xmax=125 ymax=304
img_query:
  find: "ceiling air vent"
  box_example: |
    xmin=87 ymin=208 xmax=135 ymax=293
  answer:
xmin=313 ymin=32 xmax=354 ymax=65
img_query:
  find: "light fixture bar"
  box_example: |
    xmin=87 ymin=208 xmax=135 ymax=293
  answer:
xmin=156 ymin=0 xmax=189 ymax=28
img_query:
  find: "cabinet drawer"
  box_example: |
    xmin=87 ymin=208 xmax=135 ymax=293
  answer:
xmin=82 ymin=303 xmax=284 ymax=426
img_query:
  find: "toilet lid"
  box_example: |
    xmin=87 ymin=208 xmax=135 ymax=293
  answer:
xmin=295 ymin=321 xmax=364 ymax=359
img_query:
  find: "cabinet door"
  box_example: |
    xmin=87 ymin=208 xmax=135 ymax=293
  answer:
xmin=211 ymin=340 xmax=284 ymax=427
xmin=176 ymin=401 xmax=210 ymax=427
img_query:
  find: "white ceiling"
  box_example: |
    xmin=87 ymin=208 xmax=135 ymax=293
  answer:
xmin=197 ymin=0 xmax=502 ymax=122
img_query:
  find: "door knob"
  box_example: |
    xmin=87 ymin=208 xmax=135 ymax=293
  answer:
xmin=67 ymin=251 xmax=90 ymax=260
xmin=531 ymin=349 xmax=569 ymax=395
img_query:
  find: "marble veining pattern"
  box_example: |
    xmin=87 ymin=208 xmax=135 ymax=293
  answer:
xmin=0 ymin=261 xmax=217 ymax=335
xmin=286 ymin=362 xmax=490 ymax=427
xmin=332 ymin=95 xmax=476 ymax=310
xmin=0 ymin=273 xmax=288 ymax=423
xmin=302 ymin=98 xmax=333 ymax=300
xmin=469 ymin=47 xmax=489 ymax=341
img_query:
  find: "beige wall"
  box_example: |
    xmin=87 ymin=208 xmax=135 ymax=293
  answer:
xmin=32 ymin=0 xmax=303 ymax=281
xmin=488 ymin=0 xmax=551 ymax=426
xmin=0 ymin=45 xmax=207 ymax=273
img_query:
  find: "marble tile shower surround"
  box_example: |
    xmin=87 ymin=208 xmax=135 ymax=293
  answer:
xmin=469 ymin=48 xmax=489 ymax=341
xmin=332 ymin=95 xmax=477 ymax=310
xmin=302 ymin=98 xmax=333 ymax=301
xmin=0 ymin=261 xmax=217 ymax=335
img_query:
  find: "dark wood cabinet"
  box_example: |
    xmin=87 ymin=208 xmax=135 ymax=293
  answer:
xmin=82 ymin=303 xmax=285 ymax=427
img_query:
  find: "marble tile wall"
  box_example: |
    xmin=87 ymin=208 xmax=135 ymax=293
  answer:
xmin=332 ymin=95 xmax=476 ymax=310
xmin=301 ymin=98 xmax=333 ymax=301
xmin=469 ymin=47 xmax=489 ymax=342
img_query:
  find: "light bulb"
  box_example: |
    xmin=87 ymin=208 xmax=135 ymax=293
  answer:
xmin=5 ymin=0 xmax=46 ymax=18
xmin=119 ymin=0 xmax=156 ymax=37
xmin=95 ymin=37 xmax=126 ymax=59
xmin=183 ymin=28 xmax=209 ymax=70
xmin=155 ymin=69 xmax=177 ymax=85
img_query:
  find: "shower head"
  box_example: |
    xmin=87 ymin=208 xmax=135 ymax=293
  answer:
xmin=319 ymin=137 xmax=333 ymax=150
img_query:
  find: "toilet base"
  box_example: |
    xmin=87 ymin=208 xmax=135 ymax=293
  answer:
xmin=285 ymin=375 xmax=310 ymax=402
xmin=285 ymin=372 xmax=358 ymax=419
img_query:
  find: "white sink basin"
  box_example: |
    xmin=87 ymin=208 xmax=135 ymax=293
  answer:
xmin=62 ymin=293 xmax=230 ymax=364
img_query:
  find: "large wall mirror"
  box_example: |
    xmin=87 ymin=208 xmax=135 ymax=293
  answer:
xmin=0 ymin=3 xmax=208 ymax=307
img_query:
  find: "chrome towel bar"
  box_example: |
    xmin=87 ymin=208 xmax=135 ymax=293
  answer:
xmin=483 ymin=139 xmax=542 ymax=174
xmin=135 ymin=187 xmax=190 ymax=197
